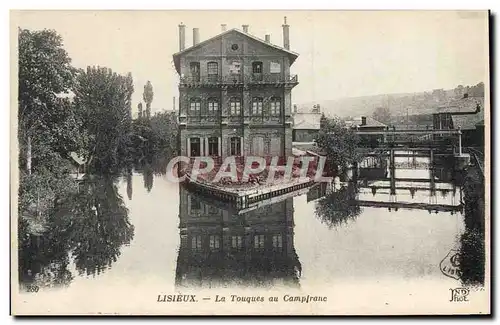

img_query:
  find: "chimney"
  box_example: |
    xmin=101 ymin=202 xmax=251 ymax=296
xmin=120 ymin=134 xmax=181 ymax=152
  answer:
xmin=282 ymin=16 xmax=290 ymax=50
xmin=265 ymin=34 xmax=271 ymax=43
xmin=173 ymin=96 xmax=176 ymax=111
xmin=193 ymin=28 xmax=200 ymax=46
xmin=221 ymin=24 xmax=227 ymax=32
xmin=242 ymin=24 xmax=249 ymax=33
xmin=178 ymin=23 xmax=186 ymax=51
xmin=361 ymin=116 xmax=367 ymax=126
xmin=293 ymin=104 xmax=297 ymax=113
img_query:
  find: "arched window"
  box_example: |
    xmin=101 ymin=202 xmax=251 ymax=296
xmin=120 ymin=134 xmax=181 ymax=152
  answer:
xmin=189 ymin=98 xmax=201 ymax=115
xmin=229 ymin=97 xmax=241 ymax=115
xmin=207 ymin=62 xmax=218 ymax=82
xmin=270 ymin=97 xmax=281 ymax=116
xmin=252 ymin=97 xmax=263 ymax=115
xmin=207 ymin=98 xmax=219 ymax=115
xmin=190 ymin=62 xmax=200 ymax=82
xmin=252 ymin=62 xmax=263 ymax=82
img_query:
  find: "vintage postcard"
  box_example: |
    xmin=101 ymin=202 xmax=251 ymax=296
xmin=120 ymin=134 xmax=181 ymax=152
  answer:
xmin=10 ymin=10 xmax=490 ymax=315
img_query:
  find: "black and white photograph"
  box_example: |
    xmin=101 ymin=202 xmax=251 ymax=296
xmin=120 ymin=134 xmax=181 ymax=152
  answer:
xmin=10 ymin=10 xmax=490 ymax=315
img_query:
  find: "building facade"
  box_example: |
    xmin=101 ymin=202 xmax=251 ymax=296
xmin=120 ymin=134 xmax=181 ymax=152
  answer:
xmin=175 ymin=186 xmax=301 ymax=288
xmin=172 ymin=18 xmax=299 ymax=159
xmin=292 ymin=104 xmax=323 ymax=142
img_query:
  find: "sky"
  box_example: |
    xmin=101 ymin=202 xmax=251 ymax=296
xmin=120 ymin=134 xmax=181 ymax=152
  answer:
xmin=12 ymin=10 xmax=489 ymax=116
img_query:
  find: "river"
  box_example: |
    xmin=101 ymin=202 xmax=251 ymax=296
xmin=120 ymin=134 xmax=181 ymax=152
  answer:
xmin=17 ymin=153 xmax=485 ymax=314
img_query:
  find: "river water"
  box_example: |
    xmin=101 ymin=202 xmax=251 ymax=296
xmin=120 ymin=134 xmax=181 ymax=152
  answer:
xmin=17 ymin=153 xmax=484 ymax=314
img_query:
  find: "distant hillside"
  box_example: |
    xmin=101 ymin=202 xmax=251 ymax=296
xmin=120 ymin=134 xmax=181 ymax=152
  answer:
xmin=297 ymin=82 xmax=485 ymax=119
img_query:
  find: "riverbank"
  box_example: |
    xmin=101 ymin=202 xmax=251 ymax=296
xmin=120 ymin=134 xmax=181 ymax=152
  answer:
xmin=459 ymin=162 xmax=485 ymax=286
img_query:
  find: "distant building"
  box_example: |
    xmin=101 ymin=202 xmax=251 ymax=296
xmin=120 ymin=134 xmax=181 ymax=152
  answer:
xmin=345 ymin=116 xmax=387 ymax=146
xmin=292 ymin=104 xmax=322 ymax=142
xmin=432 ymin=97 xmax=484 ymax=146
xmin=172 ymin=18 xmax=299 ymax=159
xmin=345 ymin=116 xmax=387 ymax=131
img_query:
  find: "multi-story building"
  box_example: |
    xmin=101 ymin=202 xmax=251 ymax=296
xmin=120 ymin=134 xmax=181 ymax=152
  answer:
xmin=172 ymin=18 xmax=299 ymax=159
xmin=175 ymin=186 xmax=302 ymax=288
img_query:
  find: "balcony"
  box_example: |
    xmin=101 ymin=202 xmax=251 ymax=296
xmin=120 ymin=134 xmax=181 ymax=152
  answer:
xmin=247 ymin=74 xmax=299 ymax=86
xmin=185 ymin=115 xmax=221 ymax=125
xmin=179 ymin=74 xmax=299 ymax=88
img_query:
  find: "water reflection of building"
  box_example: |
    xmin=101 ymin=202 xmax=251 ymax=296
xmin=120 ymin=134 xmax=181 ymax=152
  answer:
xmin=175 ymin=185 xmax=302 ymax=288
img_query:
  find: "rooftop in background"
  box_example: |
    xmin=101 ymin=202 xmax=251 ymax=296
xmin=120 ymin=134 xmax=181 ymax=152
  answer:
xmin=293 ymin=112 xmax=322 ymax=131
xmin=345 ymin=116 xmax=387 ymax=128
xmin=436 ymin=96 xmax=484 ymax=114
xmin=408 ymin=96 xmax=485 ymax=116
xmin=436 ymin=96 xmax=485 ymax=131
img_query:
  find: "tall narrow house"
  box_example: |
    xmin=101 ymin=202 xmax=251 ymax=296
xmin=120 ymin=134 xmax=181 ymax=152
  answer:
xmin=173 ymin=17 xmax=299 ymax=159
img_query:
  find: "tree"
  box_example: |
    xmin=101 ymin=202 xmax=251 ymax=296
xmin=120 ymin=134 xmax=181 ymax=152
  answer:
xmin=18 ymin=28 xmax=78 ymax=175
xmin=143 ymin=81 xmax=154 ymax=119
xmin=315 ymin=116 xmax=361 ymax=173
xmin=372 ymin=106 xmax=391 ymax=125
xmin=454 ymin=85 xmax=465 ymax=98
xmin=137 ymin=102 xmax=143 ymax=119
xmin=315 ymin=183 xmax=361 ymax=229
xmin=73 ymin=66 xmax=134 ymax=174
xmin=130 ymin=110 xmax=178 ymax=168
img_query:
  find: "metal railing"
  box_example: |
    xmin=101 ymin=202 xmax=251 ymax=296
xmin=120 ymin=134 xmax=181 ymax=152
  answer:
xmin=179 ymin=74 xmax=298 ymax=85
xmin=466 ymin=147 xmax=484 ymax=176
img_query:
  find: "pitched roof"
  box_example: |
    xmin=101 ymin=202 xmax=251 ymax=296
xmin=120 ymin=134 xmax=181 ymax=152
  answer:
xmin=436 ymin=97 xmax=484 ymax=114
xmin=451 ymin=109 xmax=485 ymax=130
xmin=293 ymin=112 xmax=322 ymax=130
xmin=436 ymin=97 xmax=485 ymax=130
xmin=345 ymin=116 xmax=387 ymax=128
xmin=172 ymin=28 xmax=299 ymax=74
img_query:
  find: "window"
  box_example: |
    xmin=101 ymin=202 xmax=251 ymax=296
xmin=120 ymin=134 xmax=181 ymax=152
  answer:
xmin=231 ymin=236 xmax=243 ymax=250
xmin=230 ymin=98 xmax=241 ymax=115
xmin=254 ymin=234 xmax=265 ymax=249
xmin=208 ymin=137 xmax=219 ymax=156
xmin=190 ymin=195 xmax=201 ymax=212
xmin=189 ymin=138 xmax=201 ymax=156
xmin=270 ymin=97 xmax=281 ymax=116
xmin=230 ymin=137 xmax=241 ymax=156
xmin=209 ymin=235 xmax=220 ymax=250
xmin=252 ymin=61 xmax=263 ymax=73
xmin=189 ymin=99 xmax=201 ymax=115
xmin=270 ymin=61 xmax=281 ymax=73
xmin=231 ymin=44 xmax=239 ymax=51
xmin=207 ymin=62 xmax=218 ymax=82
xmin=207 ymin=98 xmax=219 ymax=115
xmin=190 ymin=62 xmax=200 ymax=81
xmin=252 ymin=97 xmax=263 ymax=115
xmin=229 ymin=61 xmax=241 ymax=74
xmin=272 ymin=234 xmax=283 ymax=249
xmin=191 ymin=235 xmax=202 ymax=252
